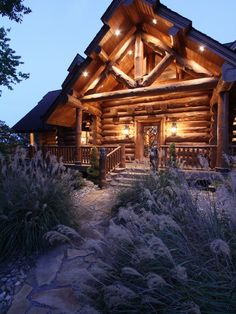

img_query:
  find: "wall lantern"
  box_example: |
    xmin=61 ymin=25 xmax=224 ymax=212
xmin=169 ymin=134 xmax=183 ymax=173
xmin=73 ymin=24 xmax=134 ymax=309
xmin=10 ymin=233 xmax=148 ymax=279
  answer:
xmin=171 ymin=122 xmax=177 ymax=136
xmin=123 ymin=125 xmax=130 ymax=138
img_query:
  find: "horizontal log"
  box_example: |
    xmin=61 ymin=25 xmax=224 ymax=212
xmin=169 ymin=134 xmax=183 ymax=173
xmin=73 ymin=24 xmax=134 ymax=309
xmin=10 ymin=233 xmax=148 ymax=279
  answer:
xmin=166 ymin=135 xmax=210 ymax=143
xmin=81 ymin=77 xmax=218 ymax=103
xmin=102 ymin=95 xmax=209 ymax=112
xmin=66 ymin=95 xmax=102 ymax=117
xmin=102 ymin=91 xmax=210 ymax=107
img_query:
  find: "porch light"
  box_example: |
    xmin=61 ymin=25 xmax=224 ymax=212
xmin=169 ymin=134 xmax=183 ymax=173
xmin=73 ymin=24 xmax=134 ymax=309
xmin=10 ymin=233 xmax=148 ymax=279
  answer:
xmin=123 ymin=125 xmax=130 ymax=138
xmin=171 ymin=122 xmax=177 ymax=136
xmin=115 ymin=29 xmax=121 ymax=36
xmin=199 ymin=45 xmax=205 ymax=52
xmin=152 ymin=18 xmax=157 ymax=25
xmin=83 ymin=71 xmax=88 ymax=77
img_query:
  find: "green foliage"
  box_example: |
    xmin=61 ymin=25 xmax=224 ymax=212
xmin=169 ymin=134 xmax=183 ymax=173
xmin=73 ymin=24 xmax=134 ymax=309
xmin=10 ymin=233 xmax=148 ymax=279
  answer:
xmin=169 ymin=142 xmax=177 ymax=167
xmin=0 ymin=0 xmax=31 ymax=96
xmin=0 ymin=0 xmax=31 ymax=22
xmin=0 ymin=27 xmax=29 ymax=96
xmin=0 ymin=120 xmax=27 ymax=155
xmin=87 ymin=147 xmax=99 ymax=184
xmin=74 ymin=169 xmax=236 ymax=313
xmin=0 ymin=148 xmax=81 ymax=261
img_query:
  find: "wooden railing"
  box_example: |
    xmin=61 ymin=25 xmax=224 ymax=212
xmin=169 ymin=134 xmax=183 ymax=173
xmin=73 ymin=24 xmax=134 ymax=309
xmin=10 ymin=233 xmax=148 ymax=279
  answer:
xmin=38 ymin=145 xmax=118 ymax=164
xmin=229 ymin=145 xmax=236 ymax=156
xmin=159 ymin=145 xmax=217 ymax=169
xmin=99 ymin=144 xmax=126 ymax=188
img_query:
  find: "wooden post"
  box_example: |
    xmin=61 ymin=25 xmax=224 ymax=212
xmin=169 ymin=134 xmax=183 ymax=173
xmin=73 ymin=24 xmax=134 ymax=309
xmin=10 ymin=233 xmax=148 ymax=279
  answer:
xmin=120 ymin=144 xmax=126 ymax=168
xmin=135 ymin=122 xmax=144 ymax=161
xmin=29 ymin=132 xmax=35 ymax=146
xmin=216 ymin=92 xmax=229 ymax=170
xmin=75 ymin=108 xmax=82 ymax=163
xmin=134 ymin=33 xmax=144 ymax=85
xmin=99 ymin=148 xmax=107 ymax=189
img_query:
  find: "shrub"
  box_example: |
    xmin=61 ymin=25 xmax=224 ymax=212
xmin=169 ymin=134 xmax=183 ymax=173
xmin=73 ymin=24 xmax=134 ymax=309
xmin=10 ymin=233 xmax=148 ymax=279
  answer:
xmin=0 ymin=148 xmax=82 ymax=261
xmin=87 ymin=147 xmax=99 ymax=184
xmin=72 ymin=168 xmax=236 ymax=313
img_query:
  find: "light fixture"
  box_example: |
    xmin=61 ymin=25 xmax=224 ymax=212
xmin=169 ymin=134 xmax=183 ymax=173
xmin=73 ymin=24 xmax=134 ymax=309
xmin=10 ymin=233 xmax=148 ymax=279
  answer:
xmin=199 ymin=45 xmax=205 ymax=52
xmin=83 ymin=71 xmax=88 ymax=77
xmin=123 ymin=125 xmax=130 ymax=138
xmin=171 ymin=122 xmax=177 ymax=136
xmin=115 ymin=29 xmax=121 ymax=36
xmin=152 ymin=18 xmax=157 ymax=25
xmin=128 ymin=50 xmax=133 ymax=56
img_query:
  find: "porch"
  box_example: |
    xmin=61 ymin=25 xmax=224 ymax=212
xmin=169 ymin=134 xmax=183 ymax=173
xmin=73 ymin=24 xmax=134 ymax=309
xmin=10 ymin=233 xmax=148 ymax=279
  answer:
xmin=29 ymin=144 xmax=236 ymax=187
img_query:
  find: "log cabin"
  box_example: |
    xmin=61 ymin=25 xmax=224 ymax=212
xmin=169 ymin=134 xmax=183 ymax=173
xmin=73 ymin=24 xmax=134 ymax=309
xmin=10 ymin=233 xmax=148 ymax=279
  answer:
xmin=13 ymin=0 xmax=236 ymax=173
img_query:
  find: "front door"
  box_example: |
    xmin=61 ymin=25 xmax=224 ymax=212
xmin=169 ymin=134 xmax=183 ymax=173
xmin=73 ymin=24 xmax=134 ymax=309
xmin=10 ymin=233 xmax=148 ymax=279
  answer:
xmin=136 ymin=121 xmax=161 ymax=161
xmin=143 ymin=125 xmax=159 ymax=157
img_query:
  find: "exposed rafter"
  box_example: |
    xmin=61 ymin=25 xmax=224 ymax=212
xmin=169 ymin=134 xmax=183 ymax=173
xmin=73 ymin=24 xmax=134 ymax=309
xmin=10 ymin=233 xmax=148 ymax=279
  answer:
xmin=142 ymin=32 xmax=213 ymax=78
xmin=109 ymin=64 xmax=137 ymax=88
xmin=142 ymin=52 xmax=174 ymax=86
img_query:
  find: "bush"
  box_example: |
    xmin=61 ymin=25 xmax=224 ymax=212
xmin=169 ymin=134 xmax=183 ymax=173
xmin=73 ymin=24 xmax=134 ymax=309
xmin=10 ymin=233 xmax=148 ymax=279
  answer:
xmin=87 ymin=147 xmax=99 ymax=184
xmin=72 ymin=168 xmax=236 ymax=313
xmin=0 ymin=148 xmax=82 ymax=261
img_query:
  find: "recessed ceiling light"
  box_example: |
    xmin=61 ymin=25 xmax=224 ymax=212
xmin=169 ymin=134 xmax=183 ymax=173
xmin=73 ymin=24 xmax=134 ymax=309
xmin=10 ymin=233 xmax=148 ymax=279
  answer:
xmin=128 ymin=50 xmax=133 ymax=56
xmin=199 ymin=45 xmax=205 ymax=52
xmin=152 ymin=18 xmax=157 ymax=25
xmin=115 ymin=29 xmax=121 ymax=36
xmin=83 ymin=71 xmax=88 ymax=77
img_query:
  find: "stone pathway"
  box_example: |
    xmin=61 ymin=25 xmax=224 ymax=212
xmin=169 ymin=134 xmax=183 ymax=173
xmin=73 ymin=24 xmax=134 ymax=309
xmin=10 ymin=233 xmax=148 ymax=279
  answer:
xmin=3 ymin=181 xmax=119 ymax=314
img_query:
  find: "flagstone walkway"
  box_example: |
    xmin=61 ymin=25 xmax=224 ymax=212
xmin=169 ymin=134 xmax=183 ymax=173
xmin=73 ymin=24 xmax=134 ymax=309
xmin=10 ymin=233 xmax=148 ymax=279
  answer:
xmin=5 ymin=182 xmax=120 ymax=314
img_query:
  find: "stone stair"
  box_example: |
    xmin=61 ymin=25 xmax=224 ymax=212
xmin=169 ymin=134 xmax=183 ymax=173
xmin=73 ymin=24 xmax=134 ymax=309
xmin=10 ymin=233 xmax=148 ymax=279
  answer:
xmin=107 ymin=166 xmax=150 ymax=188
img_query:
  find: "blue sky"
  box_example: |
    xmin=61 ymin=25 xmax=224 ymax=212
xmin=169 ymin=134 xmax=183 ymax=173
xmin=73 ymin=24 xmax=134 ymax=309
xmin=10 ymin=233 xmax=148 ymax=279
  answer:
xmin=1 ymin=0 xmax=236 ymax=127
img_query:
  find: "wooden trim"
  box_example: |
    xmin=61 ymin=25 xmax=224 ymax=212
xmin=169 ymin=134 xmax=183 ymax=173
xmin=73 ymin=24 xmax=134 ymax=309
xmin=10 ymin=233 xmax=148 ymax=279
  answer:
xmin=80 ymin=77 xmax=218 ymax=103
xmin=142 ymin=52 xmax=174 ymax=86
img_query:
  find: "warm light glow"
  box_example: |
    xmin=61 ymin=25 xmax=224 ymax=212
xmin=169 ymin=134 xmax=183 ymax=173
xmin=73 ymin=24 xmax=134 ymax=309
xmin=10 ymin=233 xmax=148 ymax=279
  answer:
xmin=128 ymin=50 xmax=133 ymax=56
xmin=171 ymin=122 xmax=177 ymax=136
xmin=199 ymin=45 xmax=205 ymax=52
xmin=123 ymin=125 xmax=130 ymax=137
xmin=83 ymin=71 xmax=88 ymax=77
xmin=152 ymin=18 xmax=157 ymax=25
xmin=115 ymin=29 xmax=121 ymax=36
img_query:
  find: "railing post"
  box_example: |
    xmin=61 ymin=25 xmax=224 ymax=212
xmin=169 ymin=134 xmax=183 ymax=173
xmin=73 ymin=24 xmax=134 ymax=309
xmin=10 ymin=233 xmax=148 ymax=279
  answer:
xmin=28 ymin=145 xmax=35 ymax=159
xmin=99 ymin=148 xmax=107 ymax=189
xmin=120 ymin=144 xmax=126 ymax=168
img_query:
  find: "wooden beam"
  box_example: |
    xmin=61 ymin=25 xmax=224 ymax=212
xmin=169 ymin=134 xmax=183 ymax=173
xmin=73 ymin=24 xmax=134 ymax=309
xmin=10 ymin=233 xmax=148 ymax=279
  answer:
xmin=85 ymin=67 xmax=109 ymax=95
xmin=75 ymin=108 xmax=82 ymax=162
xmin=80 ymin=77 xmax=218 ymax=103
xmin=109 ymin=64 xmax=137 ymax=88
xmin=168 ymin=26 xmax=182 ymax=51
xmin=142 ymin=52 xmax=174 ymax=86
xmin=104 ymin=95 xmax=209 ymax=112
xmin=216 ymin=92 xmax=229 ymax=169
xmin=134 ymin=32 xmax=144 ymax=84
xmin=142 ymin=32 xmax=213 ymax=78
xmin=66 ymin=95 xmax=102 ymax=117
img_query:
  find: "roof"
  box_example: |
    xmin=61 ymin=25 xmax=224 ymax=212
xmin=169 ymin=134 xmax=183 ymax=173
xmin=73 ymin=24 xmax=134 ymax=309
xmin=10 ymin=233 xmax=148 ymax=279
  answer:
xmin=13 ymin=90 xmax=61 ymax=133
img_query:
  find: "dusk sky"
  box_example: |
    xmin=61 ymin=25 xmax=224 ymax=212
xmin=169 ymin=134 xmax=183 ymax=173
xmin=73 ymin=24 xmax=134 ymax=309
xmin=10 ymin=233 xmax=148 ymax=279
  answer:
xmin=1 ymin=0 xmax=236 ymax=127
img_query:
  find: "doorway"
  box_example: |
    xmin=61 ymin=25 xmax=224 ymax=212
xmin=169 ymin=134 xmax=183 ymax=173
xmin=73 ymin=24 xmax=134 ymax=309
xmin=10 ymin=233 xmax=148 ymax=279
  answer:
xmin=136 ymin=121 xmax=162 ymax=161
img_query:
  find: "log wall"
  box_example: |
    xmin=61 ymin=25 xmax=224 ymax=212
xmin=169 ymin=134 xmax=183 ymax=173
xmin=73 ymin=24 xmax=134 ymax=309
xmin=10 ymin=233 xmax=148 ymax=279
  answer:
xmin=101 ymin=91 xmax=211 ymax=160
xmin=39 ymin=131 xmax=57 ymax=146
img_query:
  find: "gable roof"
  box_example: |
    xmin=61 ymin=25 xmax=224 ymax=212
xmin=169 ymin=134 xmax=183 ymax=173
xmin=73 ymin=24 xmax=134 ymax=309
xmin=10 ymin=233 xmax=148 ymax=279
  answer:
xmin=13 ymin=90 xmax=61 ymax=133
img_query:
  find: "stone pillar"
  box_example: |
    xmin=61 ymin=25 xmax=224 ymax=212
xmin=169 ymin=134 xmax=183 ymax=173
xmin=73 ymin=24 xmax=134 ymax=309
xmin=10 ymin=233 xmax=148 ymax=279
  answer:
xmin=216 ymin=92 xmax=229 ymax=170
xmin=75 ymin=108 xmax=82 ymax=163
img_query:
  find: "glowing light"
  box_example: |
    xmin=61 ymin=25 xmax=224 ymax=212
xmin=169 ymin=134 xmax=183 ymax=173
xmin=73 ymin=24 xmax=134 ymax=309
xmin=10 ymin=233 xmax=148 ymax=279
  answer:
xmin=152 ymin=18 xmax=157 ymax=25
xmin=199 ymin=45 xmax=205 ymax=52
xmin=83 ymin=71 xmax=88 ymax=77
xmin=171 ymin=122 xmax=177 ymax=136
xmin=123 ymin=125 xmax=130 ymax=137
xmin=128 ymin=50 xmax=133 ymax=56
xmin=115 ymin=29 xmax=121 ymax=36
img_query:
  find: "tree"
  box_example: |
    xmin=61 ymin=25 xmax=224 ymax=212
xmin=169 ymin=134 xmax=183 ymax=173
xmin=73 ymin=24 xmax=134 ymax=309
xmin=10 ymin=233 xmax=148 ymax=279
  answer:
xmin=0 ymin=0 xmax=31 ymax=96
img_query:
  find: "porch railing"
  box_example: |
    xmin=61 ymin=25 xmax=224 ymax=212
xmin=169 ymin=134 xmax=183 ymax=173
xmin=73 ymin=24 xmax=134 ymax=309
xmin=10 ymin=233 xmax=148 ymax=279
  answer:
xmin=39 ymin=145 xmax=118 ymax=164
xmin=159 ymin=145 xmax=217 ymax=169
